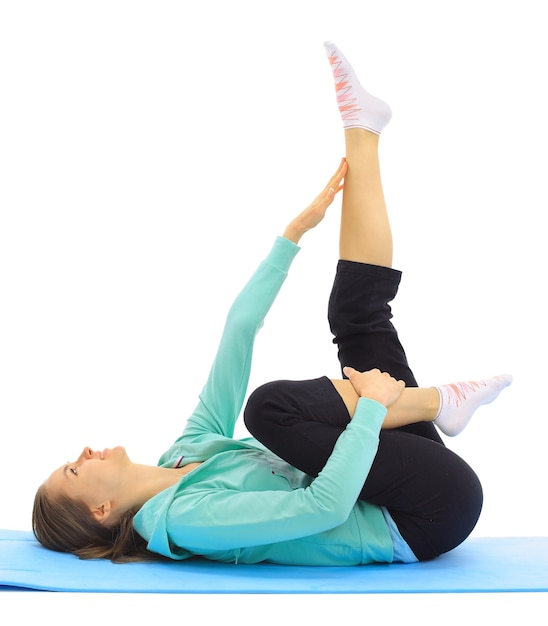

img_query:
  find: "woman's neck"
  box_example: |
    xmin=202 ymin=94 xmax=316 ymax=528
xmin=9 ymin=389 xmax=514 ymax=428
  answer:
xmin=120 ymin=462 xmax=201 ymax=510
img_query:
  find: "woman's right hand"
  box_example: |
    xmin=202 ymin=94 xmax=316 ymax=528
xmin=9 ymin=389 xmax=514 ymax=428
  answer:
xmin=282 ymin=158 xmax=347 ymax=244
xmin=343 ymin=367 xmax=405 ymax=408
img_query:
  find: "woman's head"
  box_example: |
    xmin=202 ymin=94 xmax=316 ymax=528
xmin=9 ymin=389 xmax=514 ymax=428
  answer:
xmin=44 ymin=446 xmax=132 ymax=524
xmin=33 ymin=446 xmax=156 ymax=561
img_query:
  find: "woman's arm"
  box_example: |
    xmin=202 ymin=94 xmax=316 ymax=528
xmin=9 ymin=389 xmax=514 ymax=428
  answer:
xmin=182 ymin=160 xmax=348 ymax=440
xmin=182 ymin=236 xmax=300 ymax=439
xmin=165 ymin=374 xmax=404 ymax=551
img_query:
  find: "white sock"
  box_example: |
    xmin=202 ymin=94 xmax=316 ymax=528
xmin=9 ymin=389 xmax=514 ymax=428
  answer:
xmin=324 ymin=41 xmax=392 ymax=134
xmin=433 ymin=374 xmax=513 ymax=436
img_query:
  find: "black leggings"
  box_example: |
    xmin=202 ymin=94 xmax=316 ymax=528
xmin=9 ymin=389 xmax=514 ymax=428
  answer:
xmin=244 ymin=261 xmax=483 ymax=561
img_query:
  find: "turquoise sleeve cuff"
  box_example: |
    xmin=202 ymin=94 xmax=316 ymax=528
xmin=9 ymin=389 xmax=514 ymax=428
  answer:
xmin=266 ymin=236 xmax=300 ymax=272
xmin=352 ymin=397 xmax=387 ymax=435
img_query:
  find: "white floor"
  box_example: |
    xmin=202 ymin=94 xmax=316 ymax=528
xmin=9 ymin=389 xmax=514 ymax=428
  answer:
xmin=4 ymin=592 xmax=548 ymax=623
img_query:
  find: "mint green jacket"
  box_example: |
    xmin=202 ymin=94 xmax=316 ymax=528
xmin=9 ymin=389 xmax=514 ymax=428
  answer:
xmin=133 ymin=237 xmax=394 ymax=565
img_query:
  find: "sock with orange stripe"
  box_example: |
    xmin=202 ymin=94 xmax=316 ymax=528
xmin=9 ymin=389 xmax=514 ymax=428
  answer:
xmin=324 ymin=41 xmax=392 ymax=134
xmin=433 ymin=375 xmax=513 ymax=436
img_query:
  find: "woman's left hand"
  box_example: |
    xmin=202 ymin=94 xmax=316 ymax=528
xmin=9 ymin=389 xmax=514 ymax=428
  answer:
xmin=283 ymin=158 xmax=347 ymax=244
xmin=343 ymin=367 xmax=406 ymax=408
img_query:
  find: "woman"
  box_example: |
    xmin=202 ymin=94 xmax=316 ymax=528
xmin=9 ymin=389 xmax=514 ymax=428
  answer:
xmin=33 ymin=42 xmax=512 ymax=565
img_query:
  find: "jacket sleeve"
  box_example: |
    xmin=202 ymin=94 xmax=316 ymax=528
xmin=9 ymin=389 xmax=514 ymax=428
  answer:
xmin=167 ymin=398 xmax=387 ymax=550
xmin=182 ymin=236 xmax=300 ymax=440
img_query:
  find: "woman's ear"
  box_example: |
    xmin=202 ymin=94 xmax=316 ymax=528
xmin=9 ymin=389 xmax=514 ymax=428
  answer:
xmin=91 ymin=501 xmax=113 ymax=524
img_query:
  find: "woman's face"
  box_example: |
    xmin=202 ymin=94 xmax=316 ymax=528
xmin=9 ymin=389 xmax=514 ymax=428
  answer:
xmin=45 ymin=446 xmax=131 ymax=514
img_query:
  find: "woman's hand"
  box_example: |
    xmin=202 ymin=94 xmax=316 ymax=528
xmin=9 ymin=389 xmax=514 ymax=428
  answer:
xmin=283 ymin=158 xmax=347 ymax=244
xmin=343 ymin=367 xmax=405 ymax=408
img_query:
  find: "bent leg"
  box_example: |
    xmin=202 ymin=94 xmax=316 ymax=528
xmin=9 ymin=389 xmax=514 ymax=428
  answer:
xmin=244 ymin=377 xmax=482 ymax=560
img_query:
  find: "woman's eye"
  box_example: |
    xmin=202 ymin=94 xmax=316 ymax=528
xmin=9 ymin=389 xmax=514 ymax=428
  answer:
xmin=70 ymin=466 xmax=78 ymax=476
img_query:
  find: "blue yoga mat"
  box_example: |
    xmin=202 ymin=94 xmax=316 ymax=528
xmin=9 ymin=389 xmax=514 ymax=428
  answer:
xmin=1 ymin=530 xmax=547 ymax=593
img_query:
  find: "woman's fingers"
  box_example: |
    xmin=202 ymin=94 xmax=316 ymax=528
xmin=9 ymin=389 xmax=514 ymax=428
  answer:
xmin=323 ymin=159 xmax=347 ymax=201
xmin=281 ymin=159 xmax=347 ymax=243
xmin=327 ymin=158 xmax=347 ymax=193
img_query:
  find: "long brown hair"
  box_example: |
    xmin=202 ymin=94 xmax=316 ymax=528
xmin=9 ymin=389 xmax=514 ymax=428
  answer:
xmin=32 ymin=483 xmax=162 ymax=562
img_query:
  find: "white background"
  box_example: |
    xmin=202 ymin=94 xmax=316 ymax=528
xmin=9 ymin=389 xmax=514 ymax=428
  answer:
xmin=1 ymin=0 xmax=546 ymax=566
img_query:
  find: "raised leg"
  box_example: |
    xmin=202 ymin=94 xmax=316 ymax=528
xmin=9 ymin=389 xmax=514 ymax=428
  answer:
xmin=325 ymin=42 xmax=407 ymax=379
xmin=324 ymin=43 xmax=513 ymax=440
xmin=324 ymin=41 xmax=393 ymax=266
xmin=340 ymin=129 xmax=393 ymax=266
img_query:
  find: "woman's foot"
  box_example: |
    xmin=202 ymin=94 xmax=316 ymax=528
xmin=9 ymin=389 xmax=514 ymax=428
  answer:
xmin=324 ymin=41 xmax=392 ymax=134
xmin=433 ymin=374 xmax=513 ymax=436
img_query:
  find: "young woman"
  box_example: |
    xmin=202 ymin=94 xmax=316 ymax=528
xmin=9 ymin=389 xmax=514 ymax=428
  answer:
xmin=33 ymin=42 xmax=512 ymax=565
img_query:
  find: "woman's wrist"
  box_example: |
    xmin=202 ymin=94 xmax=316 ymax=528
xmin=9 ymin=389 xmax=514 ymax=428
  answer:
xmin=282 ymin=220 xmax=305 ymax=244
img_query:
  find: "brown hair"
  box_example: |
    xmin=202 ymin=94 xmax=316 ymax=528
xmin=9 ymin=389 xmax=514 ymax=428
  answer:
xmin=32 ymin=483 xmax=163 ymax=562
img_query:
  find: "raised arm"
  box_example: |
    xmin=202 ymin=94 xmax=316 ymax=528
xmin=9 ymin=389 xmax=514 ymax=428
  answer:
xmin=182 ymin=160 xmax=348 ymax=440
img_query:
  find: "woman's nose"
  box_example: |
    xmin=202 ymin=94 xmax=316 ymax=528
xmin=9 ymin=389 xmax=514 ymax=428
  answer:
xmin=80 ymin=447 xmax=94 ymax=460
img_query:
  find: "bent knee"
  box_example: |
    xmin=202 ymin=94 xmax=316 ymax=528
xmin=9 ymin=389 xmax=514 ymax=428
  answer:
xmin=243 ymin=381 xmax=284 ymax=437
